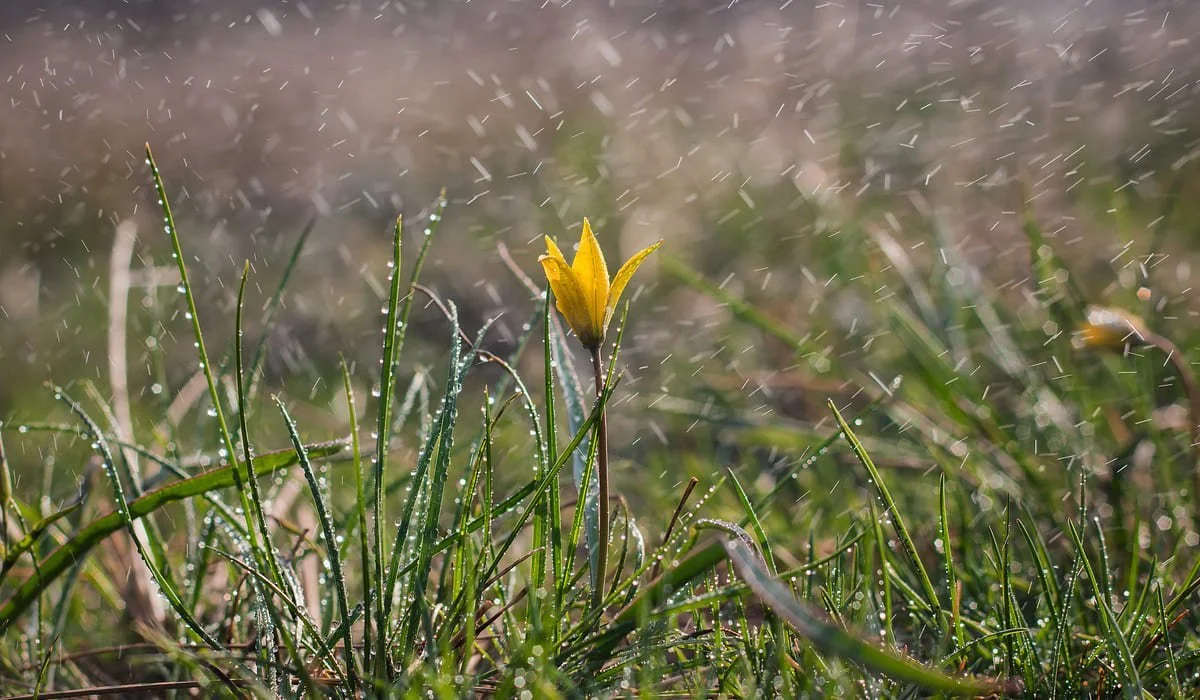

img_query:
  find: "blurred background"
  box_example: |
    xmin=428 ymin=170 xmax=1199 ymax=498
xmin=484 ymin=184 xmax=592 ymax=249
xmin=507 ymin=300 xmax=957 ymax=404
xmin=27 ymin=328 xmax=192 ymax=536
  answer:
xmin=1 ymin=0 xmax=1198 ymax=499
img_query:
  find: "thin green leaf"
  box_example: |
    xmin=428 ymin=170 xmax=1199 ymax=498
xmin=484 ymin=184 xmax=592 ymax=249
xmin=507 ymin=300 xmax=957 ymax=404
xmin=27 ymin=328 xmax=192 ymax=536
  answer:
xmin=0 ymin=442 xmax=344 ymax=631
xmin=828 ymin=400 xmax=944 ymax=632
xmin=725 ymin=536 xmax=1016 ymax=697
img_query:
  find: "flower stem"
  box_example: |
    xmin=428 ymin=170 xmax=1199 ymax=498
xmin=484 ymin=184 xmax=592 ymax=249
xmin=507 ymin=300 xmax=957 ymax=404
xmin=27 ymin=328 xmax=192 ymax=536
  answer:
xmin=589 ymin=346 xmax=610 ymax=612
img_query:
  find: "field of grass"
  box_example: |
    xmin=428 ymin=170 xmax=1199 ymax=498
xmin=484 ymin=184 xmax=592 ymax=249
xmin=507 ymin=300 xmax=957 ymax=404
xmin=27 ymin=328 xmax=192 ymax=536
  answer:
xmin=1 ymin=134 xmax=1199 ymax=698
xmin=6 ymin=3 xmax=1200 ymax=698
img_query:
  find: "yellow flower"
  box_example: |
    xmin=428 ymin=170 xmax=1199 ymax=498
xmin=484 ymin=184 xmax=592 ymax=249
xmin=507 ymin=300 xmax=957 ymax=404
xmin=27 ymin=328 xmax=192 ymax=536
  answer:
xmin=539 ymin=218 xmax=662 ymax=350
xmin=1077 ymin=305 xmax=1150 ymax=350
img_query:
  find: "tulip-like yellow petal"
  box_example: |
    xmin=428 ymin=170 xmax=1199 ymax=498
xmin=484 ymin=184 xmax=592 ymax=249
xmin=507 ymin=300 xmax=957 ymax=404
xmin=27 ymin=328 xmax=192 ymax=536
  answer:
xmin=571 ymin=218 xmax=610 ymax=335
xmin=543 ymin=234 xmax=569 ymax=266
xmin=605 ymin=239 xmax=663 ymax=329
xmin=539 ymin=251 xmax=601 ymax=348
xmin=1077 ymin=305 xmax=1149 ymax=350
xmin=540 ymin=219 xmax=661 ymax=349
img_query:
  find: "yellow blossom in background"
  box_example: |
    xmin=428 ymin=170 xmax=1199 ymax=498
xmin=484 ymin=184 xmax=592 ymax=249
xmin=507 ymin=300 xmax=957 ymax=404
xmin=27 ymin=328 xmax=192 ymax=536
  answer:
xmin=539 ymin=218 xmax=662 ymax=349
xmin=1077 ymin=305 xmax=1150 ymax=350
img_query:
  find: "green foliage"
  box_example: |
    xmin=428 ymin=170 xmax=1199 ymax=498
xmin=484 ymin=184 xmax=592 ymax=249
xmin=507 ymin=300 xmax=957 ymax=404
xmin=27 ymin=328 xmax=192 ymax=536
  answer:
xmin=2 ymin=152 xmax=1200 ymax=699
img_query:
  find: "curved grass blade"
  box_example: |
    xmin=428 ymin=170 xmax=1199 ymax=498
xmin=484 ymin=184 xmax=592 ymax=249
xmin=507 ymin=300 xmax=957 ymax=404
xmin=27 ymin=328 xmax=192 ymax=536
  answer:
xmin=829 ymin=400 xmax=944 ymax=632
xmin=233 ymin=261 xmax=292 ymax=591
xmin=45 ymin=387 xmax=220 ymax=649
xmin=275 ymin=397 xmax=360 ymax=695
xmin=724 ymin=536 xmax=1017 ymax=697
xmin=205 ymin=545 xmax=337 ymax=690
xmin=938 ymin=473 xmax=963 ymax=649
xmin=0 ymin=501 xmax=81 ymax=582
xmin=1155 ymin=584 xmax=1183 ymax=697
xmin=397 ymin=304 xmax=473 ymax=651
xmin=481 ymin=385 xmax=609 ymax=590
xmin=725 ymin=468 xmax=776 ymax=575
xmin=145 ymin=146 xmax=252 ymax=540
xmin=937 ymin=628 xmax=1035 ymax=666
xmin=1065 ymin=520 xmax=1142 ymax=699
xmin=566 ymin=537 xmax=729 ymax=664
xmin=0 ymin=441 xmax=344 ymax=631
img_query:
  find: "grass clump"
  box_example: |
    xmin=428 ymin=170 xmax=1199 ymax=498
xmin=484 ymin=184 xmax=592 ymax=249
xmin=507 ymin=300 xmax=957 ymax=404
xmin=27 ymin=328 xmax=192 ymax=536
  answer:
xmin=1 ymin=149 xmax=1199 ymax=699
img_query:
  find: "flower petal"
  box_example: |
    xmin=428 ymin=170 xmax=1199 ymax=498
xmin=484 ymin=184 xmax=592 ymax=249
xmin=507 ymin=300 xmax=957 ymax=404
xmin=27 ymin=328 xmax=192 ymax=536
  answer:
xmin=605 ymin=239 xmax=663 ymax=330
xmin=539 ymin=253 xmax=601 ymax=348
xmin=543 ymin=234 xmax=569 ymax=265
xmin=1078 ymin=305 xmax=1149 ymax=350
xmin=570 ymin=218 xmax=610 ymax=335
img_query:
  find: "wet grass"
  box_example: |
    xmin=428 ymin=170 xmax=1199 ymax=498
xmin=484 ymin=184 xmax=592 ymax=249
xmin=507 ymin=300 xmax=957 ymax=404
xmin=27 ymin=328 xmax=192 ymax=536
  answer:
xmin=1 ymin=148 xmax=1200 ymax=698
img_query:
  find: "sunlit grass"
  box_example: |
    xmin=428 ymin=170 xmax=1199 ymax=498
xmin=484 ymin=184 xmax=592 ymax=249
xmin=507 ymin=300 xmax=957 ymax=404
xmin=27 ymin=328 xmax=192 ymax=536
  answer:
xmin=1 ymin=149 xmax=1199 ymax=698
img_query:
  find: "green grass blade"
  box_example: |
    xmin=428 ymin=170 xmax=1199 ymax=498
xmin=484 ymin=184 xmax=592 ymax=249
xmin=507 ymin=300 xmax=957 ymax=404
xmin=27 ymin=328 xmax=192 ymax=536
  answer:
xmin=145 ymin=146 xmax=248 ymax=536
xmin=399 ymin=305 xmax=476 ymax=651
xmin=233 ymin=262 xmax=289 ymax=589
xmin=0 ymin=502 xmax=81 ymax=583
xmin=541 ymin=293 xmax=563 ymax=610
xmin=371 ymin=213 xmax=404 ymax=683
xmin=725 ymin=536 xmax=1015 ymax=697
xmin=726 ymin=468 xmax=776 ymax=575
xmin=561 ymin=406 xmax=601 ymax=606
xmin=0 ymin=441 xmax=343 ymax=632
xmin=548 ymin=302 xmax=597 ymax=589
xmin=829 ymin=400 xmax=944 ymax=632
xmin=1017 ymin=519 xmax=1062 ymax=633
xmin=45 ymin=387 xmax=221 ymax=649
xmin=566 ymin=537 xmax=729 ymax=664
xmin=938 ymin=473 xmax=962 ymax=649
xmin=1065 ymin=520 xmax=1142 ymax=699
xmin=275 ymin=397 xmax=359 ymax=695
xmin=870 ymin=500 xmax=896 ymax=646
xmin=482 ymin=386 xmax=609 ymax=589
xmin=205 ymin=545 xmax=338 ymax=688
xmin=1155 ymin=584 xmax=1183 ymax=697
xmin=1049 ymin=549 xmax=1084 ymax=699
xmin=370 ymin=193 xmax=444 ymax=682
xmin=341 ymin=358 xmax=373 ymax=672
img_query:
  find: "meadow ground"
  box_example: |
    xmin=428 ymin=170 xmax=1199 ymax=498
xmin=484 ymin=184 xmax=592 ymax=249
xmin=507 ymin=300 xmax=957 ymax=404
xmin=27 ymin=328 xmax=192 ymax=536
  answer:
xmin=4 ymin=1 xmax=1200 ymax=697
